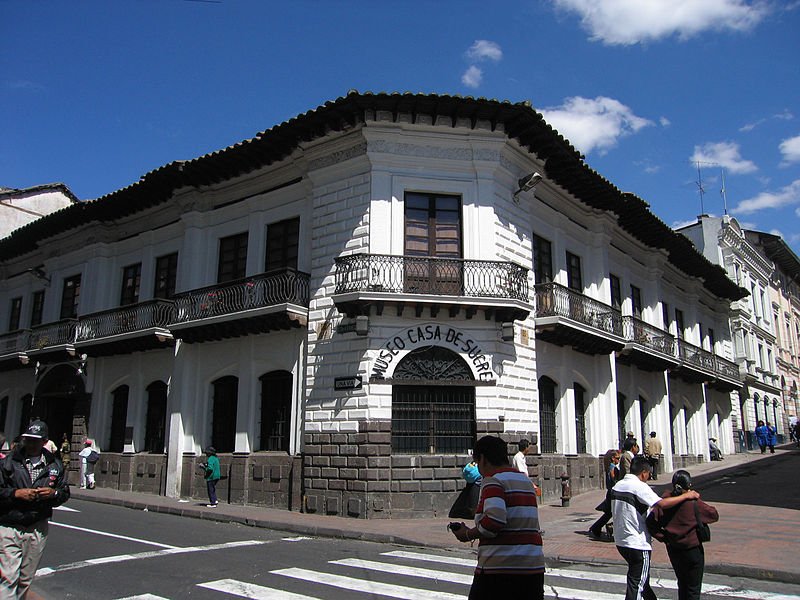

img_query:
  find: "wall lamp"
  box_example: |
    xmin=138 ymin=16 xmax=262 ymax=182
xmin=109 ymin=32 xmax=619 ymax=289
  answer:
xmin=501 ymin=322 xmax=514 ymax=341
xmin=26 ymin=267 xmax=51 ymax=285
xmin=513 ymin=172 xmax=543 ymax=204
xmin=355 ymin=315 xmax=369 ymax=336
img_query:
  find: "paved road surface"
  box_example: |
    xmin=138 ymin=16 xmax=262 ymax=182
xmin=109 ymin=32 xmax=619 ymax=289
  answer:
xmin=32 ymin=499 xmax=800 ymax=599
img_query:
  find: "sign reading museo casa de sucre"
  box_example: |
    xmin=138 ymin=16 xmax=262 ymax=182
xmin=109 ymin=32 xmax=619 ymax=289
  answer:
xmin=371 ymin=323 xmax=495 ymax=381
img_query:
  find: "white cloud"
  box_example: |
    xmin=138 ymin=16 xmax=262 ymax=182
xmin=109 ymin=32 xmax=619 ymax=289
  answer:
xmin=540 ymin=96 xmax=653 ymax=155
xmin=734 ymin=179 xmax=800 ymax=214
xmin=690 ymin=141 xmax=757 ymax=174
xmin=659 ymin=116 xmax=671 ymax=127
xmin=740 ymin=110 xmax=794 ymax=132
xmin=552 ymin=0 xmax=768 ymax=45
xmin=461 ymin=66 xmax=483 ymax=88
xmin=779 ymin=134 xmax=800 ymax=165
xmin=466 ymin=40 xmax=503 ymax=62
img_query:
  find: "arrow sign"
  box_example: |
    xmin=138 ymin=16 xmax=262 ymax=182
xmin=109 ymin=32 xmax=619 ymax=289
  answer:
xmin=334 ymin=376 xmax=363 ymax=391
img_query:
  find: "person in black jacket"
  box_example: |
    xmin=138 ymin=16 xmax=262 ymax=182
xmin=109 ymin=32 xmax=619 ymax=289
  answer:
xmin=0 ymin=420 xmax=70 ymax=599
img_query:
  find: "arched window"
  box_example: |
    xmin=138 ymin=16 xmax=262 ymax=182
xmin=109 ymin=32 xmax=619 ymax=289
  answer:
xmin=144 ymin=381 xmax=168 ymax=453
xmin=617 ymin=393 xmax=627 ymax=449
xmin=639 ymin=395 xmax=649 ymax=439
xmin=391 ymin=346 xmax=475 ymax=454
xmin=574 ymin=383 xmax=587 ymax=454
xmin=259 ymin=371 xmax=292 ymax=452
xmin=211 ymin=376 xmax=238 ymax=453
xmin=108 ymin=385 xmax=129 ymax=452
xmin=539 ymin=377 xmax=557 ymax=454
xmin=753 ymin=393 xmax=761 ymax=423
xmin=19 ymin=394 xmax=32 ymax=436
xmin=0 ymin=396 xmax=8 ymax=433
xmin=668 ymin=402 xmax=676 ymax=453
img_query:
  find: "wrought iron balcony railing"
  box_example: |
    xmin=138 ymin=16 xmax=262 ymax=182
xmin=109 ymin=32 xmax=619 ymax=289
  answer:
xmin=0 ymin=330 xmax=29 ymax=356
xmin=334 ymin=254 xmax=528 ymax=301
xmin=28 ymin=319 xmax=77 ymax=351
xmin=715 ymin=355 xmax=740 ymax=380
xmin=534 ymin=282 xmax=623 ymax=337
xmin=621 ymin=316 xmax=676 ymax=356
xmin=677 ymin=339 xmax=716 ymax=373
xmin=172 ymin=269 xmax=310 ymax=325
xmin=75 ymin=299 xmax=174 ymax=343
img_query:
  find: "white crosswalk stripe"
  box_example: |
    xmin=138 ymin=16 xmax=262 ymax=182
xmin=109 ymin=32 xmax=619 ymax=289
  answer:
xmin=169 ymin=547 xmax=800 ymax=600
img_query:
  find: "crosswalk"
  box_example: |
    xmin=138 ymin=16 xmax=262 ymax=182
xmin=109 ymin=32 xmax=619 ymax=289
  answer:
xmin=116 ymin=549 xmax=800 ymax=600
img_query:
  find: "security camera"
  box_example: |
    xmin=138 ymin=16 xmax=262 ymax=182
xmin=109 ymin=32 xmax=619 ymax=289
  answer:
xmin=518 ymin=172 xmax=543 ymax=193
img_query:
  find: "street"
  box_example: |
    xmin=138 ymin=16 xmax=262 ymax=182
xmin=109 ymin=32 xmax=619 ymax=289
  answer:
xmin=32 ymin=497 xmax=800 ymax=600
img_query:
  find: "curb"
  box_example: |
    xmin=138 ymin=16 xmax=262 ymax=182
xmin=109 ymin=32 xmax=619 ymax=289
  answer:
xmin=71 ymin=492 xmax=800 ymax=585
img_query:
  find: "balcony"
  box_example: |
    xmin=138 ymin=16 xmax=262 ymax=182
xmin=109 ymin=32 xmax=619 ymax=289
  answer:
xmin=170 ymin=269 xmax=310 ymax=343
xmin=533 ymin=282 xmax=625 ymax=355
xmin=27 ymin=319 xmax=78 ymax=360
xmin=617 ymin=316 xmax=678 ymax=372
xmin=0 ymin=330 xmax=30 ymax=369
xmin=333 ymin=254 xmax=531 ymax=321
xmin=74 ymin=299 xmax=174 ymax=357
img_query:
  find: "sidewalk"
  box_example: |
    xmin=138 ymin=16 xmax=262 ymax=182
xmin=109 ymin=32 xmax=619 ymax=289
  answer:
xmin=70 ymin=445 xmax=800 ymax=584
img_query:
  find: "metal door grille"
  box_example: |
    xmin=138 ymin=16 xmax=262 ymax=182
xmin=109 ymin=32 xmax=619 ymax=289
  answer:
xmin=539 ymin=377 xmax=557 ymax=453
xmin=392 ymin=386 xmax=475 ymax=454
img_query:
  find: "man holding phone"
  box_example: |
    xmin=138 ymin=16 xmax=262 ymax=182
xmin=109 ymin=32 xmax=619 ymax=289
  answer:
xmin=0 ymin=420 xmax=70 ymax=599
xmin=449 ymin=435 xmax=544 ymax=599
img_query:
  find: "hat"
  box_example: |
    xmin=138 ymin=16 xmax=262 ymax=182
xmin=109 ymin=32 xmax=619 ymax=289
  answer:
xmin=84 ymin=439 xmax=93 ymax=445
xmin=22 ymin=420 xmax=49 ymax=440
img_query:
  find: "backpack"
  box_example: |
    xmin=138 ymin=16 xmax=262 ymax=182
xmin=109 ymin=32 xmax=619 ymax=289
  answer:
xmin=87 ymin=450 xmax=100 ymax=464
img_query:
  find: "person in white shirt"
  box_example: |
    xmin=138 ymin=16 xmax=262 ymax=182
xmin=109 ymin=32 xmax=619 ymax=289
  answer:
xmin=612 ymin=455 xmax=699 ymax=600
xmin=512 ymin=439 xmax=531 ymax=475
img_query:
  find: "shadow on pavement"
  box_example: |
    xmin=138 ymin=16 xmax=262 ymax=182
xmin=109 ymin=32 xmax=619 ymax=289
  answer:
xmin=651 ymin=448 xmax=799 ymax=510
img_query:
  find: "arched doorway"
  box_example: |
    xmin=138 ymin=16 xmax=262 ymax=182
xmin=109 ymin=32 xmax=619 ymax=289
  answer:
xmin=390 ymin=346 xmax=475 ymax=454
xmin=33 ymin=364 xmax=87 ymax=446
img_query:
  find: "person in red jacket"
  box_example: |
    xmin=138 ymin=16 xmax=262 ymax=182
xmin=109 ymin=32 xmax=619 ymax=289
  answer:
xmin=648 ymin=470 xmax=718 ymax=600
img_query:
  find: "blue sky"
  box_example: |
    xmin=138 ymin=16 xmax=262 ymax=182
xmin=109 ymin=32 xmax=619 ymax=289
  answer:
xmin=2 ymin=0 xmax=799 ymax=251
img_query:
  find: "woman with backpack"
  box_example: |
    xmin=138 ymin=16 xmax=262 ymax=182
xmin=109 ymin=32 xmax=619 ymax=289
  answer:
xmin=78 ymin=439 xmax=100 ymax=489
xmin=647 ymin=470 xmax=719 ymax=600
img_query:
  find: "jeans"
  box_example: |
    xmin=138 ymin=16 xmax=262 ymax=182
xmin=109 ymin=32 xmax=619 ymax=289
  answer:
xmin=206 ymin=479 xmax=219 ymax=505
xmin=468 ymin=572 xmax=544 ymax=600
xmin=617 ymin=546 xmax=657 ymax=600
xmin=667 ymin=545 xmax=705 ymax=600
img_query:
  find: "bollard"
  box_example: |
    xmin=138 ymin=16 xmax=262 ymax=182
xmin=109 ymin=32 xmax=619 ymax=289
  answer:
xmin=560 ymin=472 xmax=571 ymax=507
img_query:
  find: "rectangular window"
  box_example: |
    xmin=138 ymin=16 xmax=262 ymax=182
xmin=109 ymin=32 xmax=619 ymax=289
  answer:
xmin=675 ymin=309 xmax=685 ymax=340
xmin=662 ymin=302 xmax=670 ymax=332
xmin=533 ymin=235 xmax=553 ymax=284
xmin=404 ymin=193 xmax=462 ymax=294
xmin=30 ymin=291 xmax=45 ymax=327
xmin=708 ymin=328 xmax=716 ymax=352
xmin=265 ymin=217 xmax=300 ymax=272
xmin=120 ymin=263 xmax=142 ymax=306
xmin=574 ymin=383 xmax=587 ymax=454
xmin=217 ymin=233 xmax=248 ymax=283
xmin=566 ymin=252 xmax=582 ymax=292
xmin=154 ymin=253 xmax=178 ymax=299
xmin=610 ymin=275 xmax=622 ymax=310
xmin=630 ymin=285 xmax=642 ymax=318
xmin=60 ymin=275 xmax=81 ymax=319
xmin=108 ymin=386 xmax=129 ymax=453
xmin=8 ymin=297 xmax=22 ymax=331
xmin=404 ymin=193 xmax=461 ymax=258
xmin=391 ymin=385 xmax=475 ymax=454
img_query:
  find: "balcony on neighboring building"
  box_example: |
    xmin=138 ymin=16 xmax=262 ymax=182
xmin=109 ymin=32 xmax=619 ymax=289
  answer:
xmin=617 ymin=316 xmax=678 ymax=371
xmin=533 ymin=282 xmax=625 ymax=355
xmin=0 ymin=330 xmax=30 ymax=369
xmin=26 ymin=319 xmax=78 ymax=361
xmin=333 ymin=254 xmax=531 ymax=322
xmin=673 ymin=339 xmax=742 ymax=390
xmin=74 ymin=299 xmax=175 ymax=357
xmin=170 ymin=269 xmax=310 ymax=343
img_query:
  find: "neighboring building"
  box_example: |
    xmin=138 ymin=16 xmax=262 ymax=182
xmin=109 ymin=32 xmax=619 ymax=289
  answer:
xmin=744 ymin=230 xmax=800 ymax=429
xmin=679 ymin=215 xmax=783 ymax=448
xmin=0 ymin=183 xmax=78 ymax=239
xmin=0 ymin=92 xmax=744 ymax=518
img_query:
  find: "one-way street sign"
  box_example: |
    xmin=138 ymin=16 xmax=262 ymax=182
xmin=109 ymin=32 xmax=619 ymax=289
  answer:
xmin=334 ymin=375 xmax=363 ymax=390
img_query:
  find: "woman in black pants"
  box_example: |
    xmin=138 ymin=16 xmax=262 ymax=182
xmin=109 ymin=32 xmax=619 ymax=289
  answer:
xmin=648 ymin=471 xmax=719 ymax=600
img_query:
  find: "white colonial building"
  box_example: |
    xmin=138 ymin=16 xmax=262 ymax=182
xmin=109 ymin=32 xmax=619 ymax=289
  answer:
xmin=0 ymin=183 xmax=77 ymax=240
xmin=0 ymin=92 xmax=745 ymax=517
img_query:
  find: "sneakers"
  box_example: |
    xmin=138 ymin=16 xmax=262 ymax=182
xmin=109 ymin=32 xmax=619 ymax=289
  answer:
xmin=588 ymin=529 xmax=603 ymax=540
xmin=206 ymin=503 xmax=218 ymax=508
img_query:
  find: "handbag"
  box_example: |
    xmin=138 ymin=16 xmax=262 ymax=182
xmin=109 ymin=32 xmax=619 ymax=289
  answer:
xmin=693 ymin=500 xmax=711 ymax=543
xmin=449 ymin=483 xmax=480 ymax=519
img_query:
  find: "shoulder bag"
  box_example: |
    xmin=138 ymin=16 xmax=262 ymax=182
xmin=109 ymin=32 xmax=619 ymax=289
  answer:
xmin=694 ymin=500 xmax=711 ymax=543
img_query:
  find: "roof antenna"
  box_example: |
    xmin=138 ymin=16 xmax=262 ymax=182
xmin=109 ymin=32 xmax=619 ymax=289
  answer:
xmin=720 ymin=167 xmax=728 ymax=215
xmin=695 ymin=161 xmax=706 ymax=216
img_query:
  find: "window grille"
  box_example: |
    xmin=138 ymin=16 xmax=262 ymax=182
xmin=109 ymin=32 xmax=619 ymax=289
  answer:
xmin=539 ymin=377 xmax=557 ymax=453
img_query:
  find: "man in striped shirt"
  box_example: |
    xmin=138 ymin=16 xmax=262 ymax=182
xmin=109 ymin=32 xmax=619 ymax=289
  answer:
xmin=450 ymin=435 xmax=544 ymax=599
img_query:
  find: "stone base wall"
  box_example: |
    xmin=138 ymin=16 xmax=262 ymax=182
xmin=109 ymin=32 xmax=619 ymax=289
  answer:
xmin=179 ymin=453 xmax=300 ymax=509
xmin=301 ymin=421 xmax=606 ymax=518
xmin=94 ymin=454 xmax=168 ymax=494
xmin=671 ymin=454 xmax=705 ymax=470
